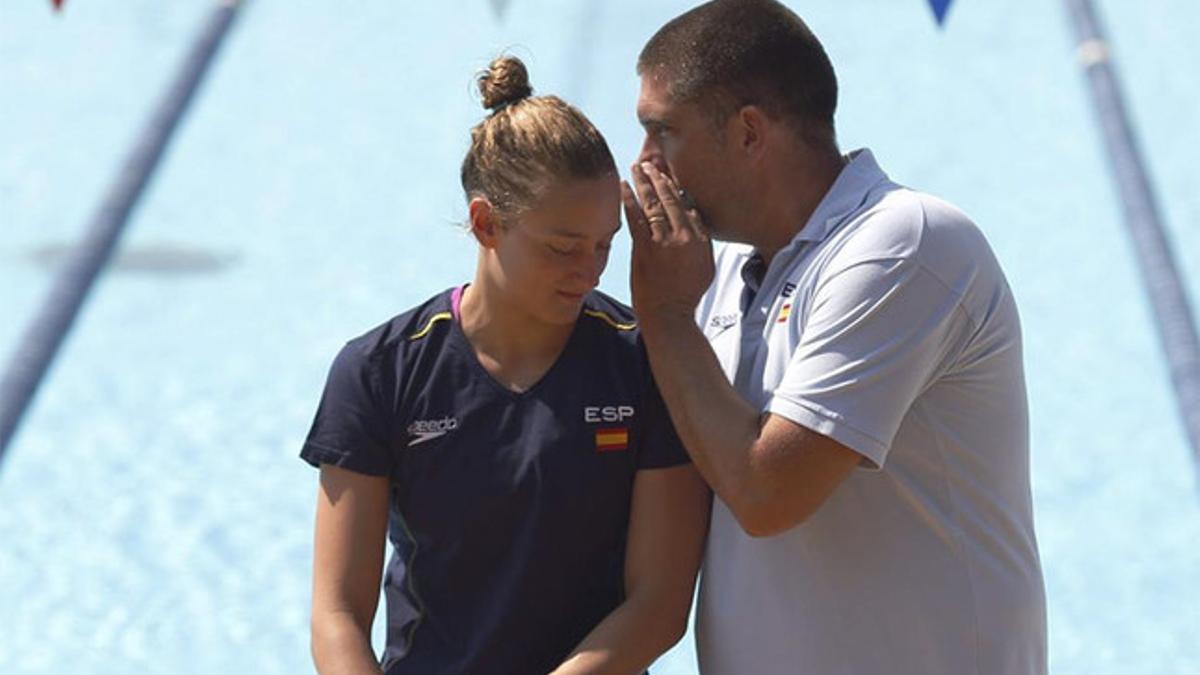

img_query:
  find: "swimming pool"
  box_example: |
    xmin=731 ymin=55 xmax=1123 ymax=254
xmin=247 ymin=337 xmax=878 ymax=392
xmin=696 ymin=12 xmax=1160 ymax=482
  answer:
xmin=1 ymin=1 xmax=1197 ymax=672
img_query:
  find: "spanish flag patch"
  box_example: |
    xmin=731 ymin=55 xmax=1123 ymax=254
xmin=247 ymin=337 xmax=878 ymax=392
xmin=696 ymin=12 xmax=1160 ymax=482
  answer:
xmin=595 ymin=428 xmax=629 ymax=452
xmin=777 ymin=302 xmax=792 ymax=324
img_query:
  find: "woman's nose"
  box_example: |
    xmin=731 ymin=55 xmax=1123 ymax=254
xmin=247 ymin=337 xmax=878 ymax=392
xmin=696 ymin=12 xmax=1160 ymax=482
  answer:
xmin=575 ymin=248 xmax=606 ymax=288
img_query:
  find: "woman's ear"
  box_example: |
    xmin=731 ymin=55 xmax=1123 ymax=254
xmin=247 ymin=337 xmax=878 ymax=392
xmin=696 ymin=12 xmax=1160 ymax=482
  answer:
xmin=468 ymin=197 xmax=500 ymax=248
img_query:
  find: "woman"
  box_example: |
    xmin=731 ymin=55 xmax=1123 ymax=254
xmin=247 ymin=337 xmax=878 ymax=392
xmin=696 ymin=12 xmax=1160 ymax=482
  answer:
xmin=301 ymin=56 xmax=710 ymax=675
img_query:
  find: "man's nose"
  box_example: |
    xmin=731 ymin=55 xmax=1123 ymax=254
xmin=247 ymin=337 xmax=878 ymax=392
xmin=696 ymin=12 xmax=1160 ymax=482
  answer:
xmin=637 ymin=135 xmax=659 ymax=166
xmin=636 ymin=144 xmax=672 ymax=180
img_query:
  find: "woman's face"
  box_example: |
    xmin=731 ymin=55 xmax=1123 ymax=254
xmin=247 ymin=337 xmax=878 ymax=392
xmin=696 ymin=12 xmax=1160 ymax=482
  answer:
xmin=489 ymin=175 xmax=621 ymax=326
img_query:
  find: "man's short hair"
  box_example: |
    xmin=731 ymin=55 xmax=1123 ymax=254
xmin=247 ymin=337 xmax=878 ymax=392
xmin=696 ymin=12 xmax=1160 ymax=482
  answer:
xmin=638 ymin=0 xmax=838 ymax=145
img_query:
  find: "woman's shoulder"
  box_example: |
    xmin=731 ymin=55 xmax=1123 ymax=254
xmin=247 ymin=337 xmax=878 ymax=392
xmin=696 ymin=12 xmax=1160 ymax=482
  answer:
xmin=340 ymin=288 xmax=458 ymax=366
xmin=579 ymin=291 xmax=639 ymax=341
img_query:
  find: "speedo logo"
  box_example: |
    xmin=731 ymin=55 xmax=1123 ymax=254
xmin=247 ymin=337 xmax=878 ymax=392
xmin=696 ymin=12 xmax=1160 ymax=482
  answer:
xmin=407 ymin=416 xmax=458 ymax=447
xmin=708 ymin=313 xmax=739 ymax=329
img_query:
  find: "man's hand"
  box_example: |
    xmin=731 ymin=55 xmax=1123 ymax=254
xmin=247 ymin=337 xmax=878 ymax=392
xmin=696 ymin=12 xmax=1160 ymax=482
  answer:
xmin=621 ymin=162 xmax=715 ymax=325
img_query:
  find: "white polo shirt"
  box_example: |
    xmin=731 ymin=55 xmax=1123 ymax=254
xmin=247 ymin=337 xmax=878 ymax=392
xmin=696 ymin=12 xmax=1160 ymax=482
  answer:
xmin=694 ymin=150 xmax=1047 ymax=675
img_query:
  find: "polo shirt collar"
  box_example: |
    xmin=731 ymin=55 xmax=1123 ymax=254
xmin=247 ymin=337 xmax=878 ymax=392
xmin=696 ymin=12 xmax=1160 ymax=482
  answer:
xmin=738 ymin=149 xmax=889 ymax=314
xmin=792 ymin=148 xmax=889 ymax=245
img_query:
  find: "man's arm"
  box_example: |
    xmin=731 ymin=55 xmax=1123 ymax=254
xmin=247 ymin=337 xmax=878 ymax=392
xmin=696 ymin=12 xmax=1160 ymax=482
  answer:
xmin=622 ymin=162 xmax=860 ymax=537
xmin=551 ymin=465 xmax=710 ymax=674
xmin=639 ymin=312 xmax=859 ymax=537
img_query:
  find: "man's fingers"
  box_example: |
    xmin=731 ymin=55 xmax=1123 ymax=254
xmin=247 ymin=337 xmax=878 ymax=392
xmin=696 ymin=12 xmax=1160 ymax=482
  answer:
xmin=631 ymin=162 xmax=658 ymax=209
xmin=642 ymin=162 xmax=693 ymax=241
xmin=631 ymin=163 xmax=668 ymax=242
xmin=682 ymin=208 xmax=708 ymax=242
xmin=622 ymin=180 xmax=652 ymax=245
xmin=631 ymin=161 xmax=709 ymax=244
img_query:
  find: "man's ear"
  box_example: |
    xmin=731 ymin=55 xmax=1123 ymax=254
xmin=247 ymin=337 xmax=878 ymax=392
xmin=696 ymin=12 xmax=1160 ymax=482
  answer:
xmin=468 ymin=197 xmax=500 ymax=248
xmin=733 ymin=104 xmax=769 ymax=159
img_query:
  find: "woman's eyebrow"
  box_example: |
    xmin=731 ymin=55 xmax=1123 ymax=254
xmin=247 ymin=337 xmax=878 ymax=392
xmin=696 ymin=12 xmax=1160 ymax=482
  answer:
xmin=549 ymin=225 xmax=621 ymax=239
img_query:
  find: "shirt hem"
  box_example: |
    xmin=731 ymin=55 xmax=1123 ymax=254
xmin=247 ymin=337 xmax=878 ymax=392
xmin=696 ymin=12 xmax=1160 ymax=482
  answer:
xmin=766 ymin=396 xmax=889 ymax=470
xmin=300 ymin=441 xmax=390 ymax=476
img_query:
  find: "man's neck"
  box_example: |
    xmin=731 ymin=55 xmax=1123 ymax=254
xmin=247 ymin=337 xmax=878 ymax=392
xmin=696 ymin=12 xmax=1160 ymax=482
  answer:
xmin=754 ymin=149 xmax=846 ymax=266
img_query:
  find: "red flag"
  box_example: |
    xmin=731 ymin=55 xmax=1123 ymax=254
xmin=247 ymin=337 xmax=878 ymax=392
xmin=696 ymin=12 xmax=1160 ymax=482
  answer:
xmin=595 ymin=428 xmax=629 ymax=453
xmin=51 ymin=0 xmax=64 ymax=10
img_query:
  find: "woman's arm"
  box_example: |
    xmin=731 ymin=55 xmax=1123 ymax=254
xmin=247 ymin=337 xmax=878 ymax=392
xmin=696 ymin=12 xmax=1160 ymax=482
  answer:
xmin=551 ymin=464 xmax=711 ymax=675
xmin=311 ymin=464 xmax=391 ymax=675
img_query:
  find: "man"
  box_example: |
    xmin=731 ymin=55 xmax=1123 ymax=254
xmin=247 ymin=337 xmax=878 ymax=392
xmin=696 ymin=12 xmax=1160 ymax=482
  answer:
xmin=620 ymin=1 xmax=1047 ymax=673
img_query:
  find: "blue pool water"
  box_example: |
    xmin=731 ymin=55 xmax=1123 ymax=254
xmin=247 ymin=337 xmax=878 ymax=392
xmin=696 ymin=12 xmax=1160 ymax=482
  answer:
xmin=2 ymin=1 xmax=1198 ymax=673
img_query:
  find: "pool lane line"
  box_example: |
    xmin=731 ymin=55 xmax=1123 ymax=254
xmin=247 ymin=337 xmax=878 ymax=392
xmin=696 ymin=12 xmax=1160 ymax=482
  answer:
xmin=0 ymin=0 xmax=248 ymax=463
xmin=1064 ymin=0 xmax=1200 ymax=488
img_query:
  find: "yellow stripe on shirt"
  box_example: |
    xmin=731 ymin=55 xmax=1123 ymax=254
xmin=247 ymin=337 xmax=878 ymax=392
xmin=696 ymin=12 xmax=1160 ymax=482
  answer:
xmin=582 ymin=309 xmax=637 ymax=332
xmin=408 ymin=312 xmax=452 ymax=341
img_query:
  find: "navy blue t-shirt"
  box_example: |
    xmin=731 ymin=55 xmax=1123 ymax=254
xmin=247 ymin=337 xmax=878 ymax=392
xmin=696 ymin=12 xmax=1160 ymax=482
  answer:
xmin=301 ymin=287 xmax=689 ymax=675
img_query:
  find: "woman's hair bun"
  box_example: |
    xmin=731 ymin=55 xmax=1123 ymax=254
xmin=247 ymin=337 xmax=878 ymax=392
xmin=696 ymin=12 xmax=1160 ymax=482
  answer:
xmin=478 ymin=56 xmax=533 ymax=112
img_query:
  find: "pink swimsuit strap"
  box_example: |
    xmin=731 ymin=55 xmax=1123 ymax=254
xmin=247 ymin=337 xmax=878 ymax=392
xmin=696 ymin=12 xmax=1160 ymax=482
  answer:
xmin=450 ymin=284 xmax=466 ymax=321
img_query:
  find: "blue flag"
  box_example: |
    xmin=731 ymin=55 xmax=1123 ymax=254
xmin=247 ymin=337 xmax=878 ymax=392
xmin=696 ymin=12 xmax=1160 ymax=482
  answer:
xmin=928 ymin=0 xmax=953 ymax=25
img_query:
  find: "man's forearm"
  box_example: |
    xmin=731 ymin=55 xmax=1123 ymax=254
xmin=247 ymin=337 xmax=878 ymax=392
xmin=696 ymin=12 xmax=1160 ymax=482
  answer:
xmin=639 ymin=312 xmax=762 ymax=513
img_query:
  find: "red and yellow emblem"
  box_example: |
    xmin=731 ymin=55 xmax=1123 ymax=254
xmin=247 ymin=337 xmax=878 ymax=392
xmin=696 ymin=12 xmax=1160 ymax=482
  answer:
xmin=595 ymin=427 xmax=629 ymax=452
xmin=776 ymin=302 xmax=792 ymax=324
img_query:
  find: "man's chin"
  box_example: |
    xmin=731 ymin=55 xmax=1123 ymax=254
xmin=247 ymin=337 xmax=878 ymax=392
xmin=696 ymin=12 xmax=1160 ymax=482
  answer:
xmin=691 ymin=205 xmax=729 ymax=241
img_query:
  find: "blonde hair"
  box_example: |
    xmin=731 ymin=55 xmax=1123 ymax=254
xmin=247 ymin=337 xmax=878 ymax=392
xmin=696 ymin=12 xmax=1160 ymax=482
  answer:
xmin=460 ymin=56 xmax=616 ymax=216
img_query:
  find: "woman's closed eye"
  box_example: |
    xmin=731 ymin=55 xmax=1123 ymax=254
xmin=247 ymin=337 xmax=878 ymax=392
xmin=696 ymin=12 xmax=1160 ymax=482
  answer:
xmin=549 ymin=242 xmax=610 ymax=256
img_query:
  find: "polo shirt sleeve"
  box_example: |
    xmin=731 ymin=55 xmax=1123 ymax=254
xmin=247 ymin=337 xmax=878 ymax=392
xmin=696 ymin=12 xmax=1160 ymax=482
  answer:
xmin=767 ymin=256 xmax=963 ymax=469
xmin=635 ymin=341 xmax=692 ymax=470
xmin=299 ymin=341 xmax=395 ymax=477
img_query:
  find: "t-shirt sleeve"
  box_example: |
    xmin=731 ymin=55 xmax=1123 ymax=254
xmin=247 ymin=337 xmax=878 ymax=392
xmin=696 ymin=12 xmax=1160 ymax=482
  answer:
xmin=635 ymin=340 xmax=692 ymax=470
xmin=299 ymin=341 xmax=395 ymax=477
xmin=767 ymin=257 xmax=962 ymax=469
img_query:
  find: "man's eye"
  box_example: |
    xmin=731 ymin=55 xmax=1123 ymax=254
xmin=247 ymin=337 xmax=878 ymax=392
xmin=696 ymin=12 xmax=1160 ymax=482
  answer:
xmin=548 ymin=244 xmax=574 ymax=256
